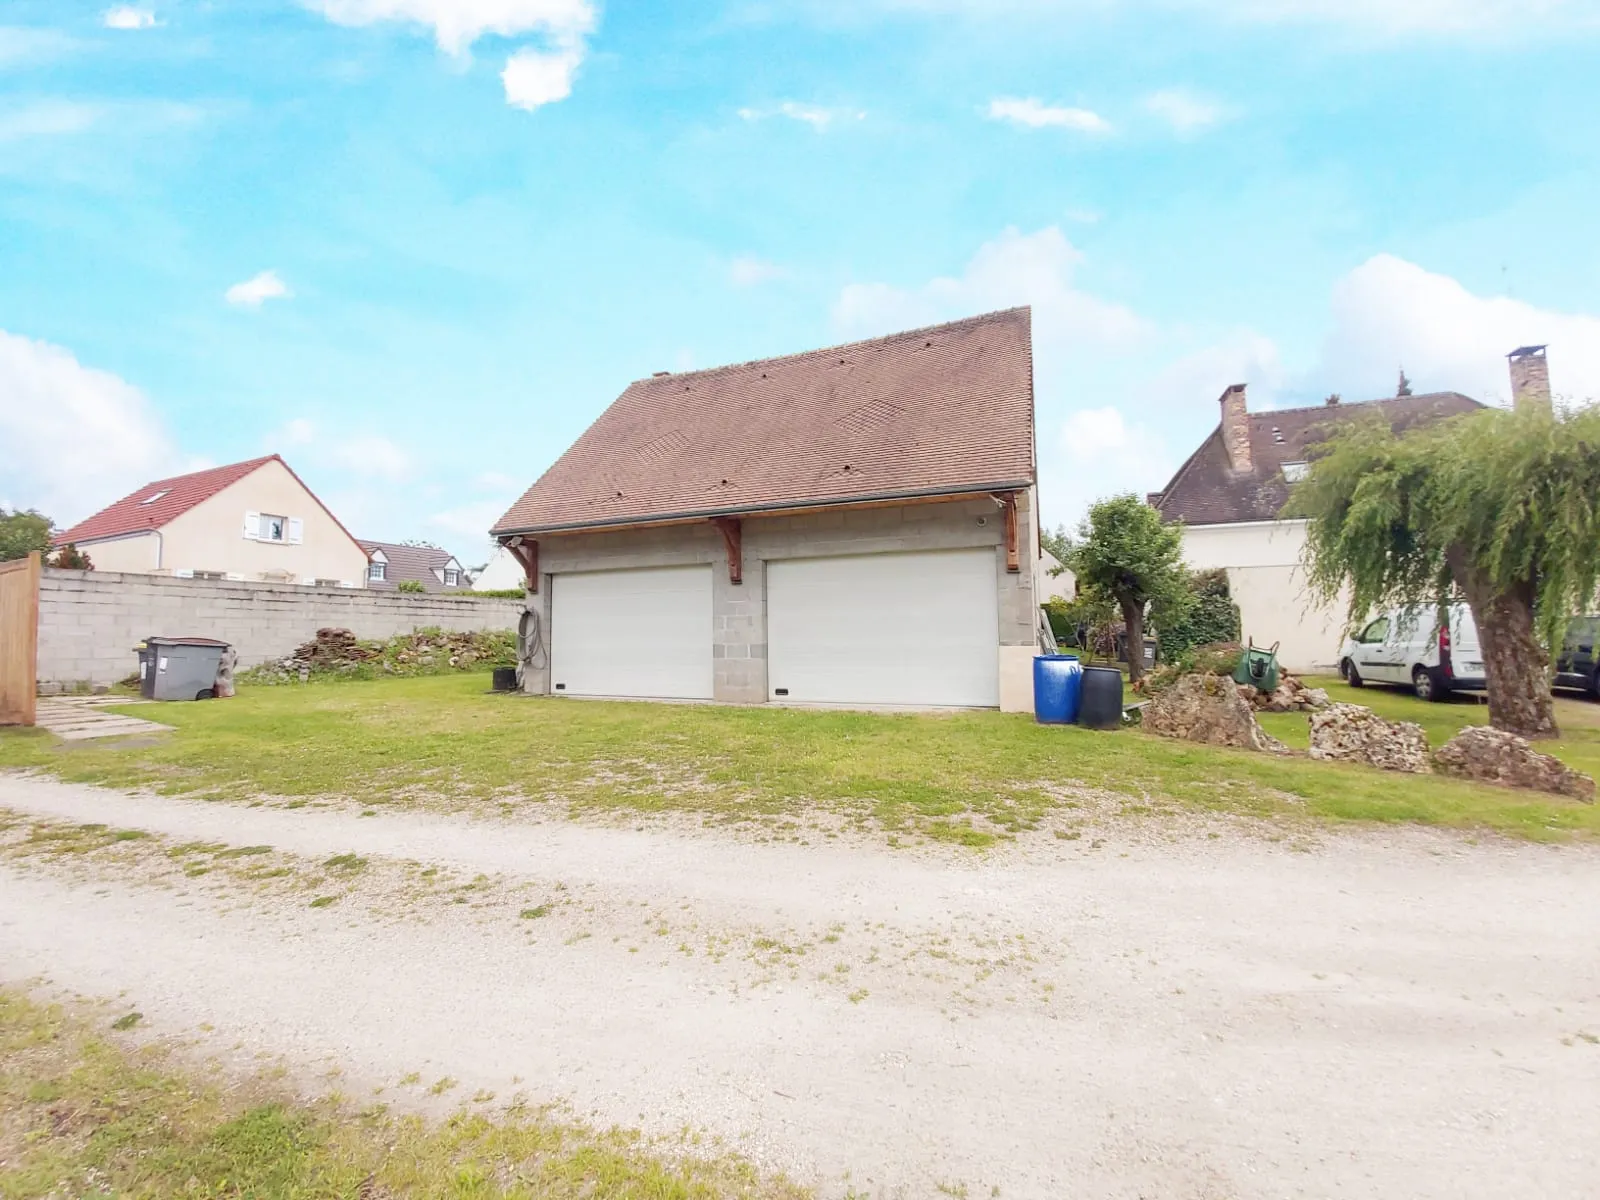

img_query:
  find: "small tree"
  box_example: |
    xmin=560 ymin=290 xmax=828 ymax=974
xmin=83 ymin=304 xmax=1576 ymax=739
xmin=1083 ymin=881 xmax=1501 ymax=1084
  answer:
xmin=0 ymin=508 xmax=53 ymax=562
xmin=1396 ymin=368 xmax=1414 ymax=397
xmin=1290 ymin=403 xmax=1600 ymax=739
xmin=1040 ymin=522 xmax=1072 ymax=564
xmin=1067 ymin=494 xmax=1189 ymax=683
xmin=48 ymin=543 xmax=93 ymax=570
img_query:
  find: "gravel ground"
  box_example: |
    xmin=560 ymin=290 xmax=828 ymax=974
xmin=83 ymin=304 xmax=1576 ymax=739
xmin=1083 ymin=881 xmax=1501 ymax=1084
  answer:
xmin=2 ymin=774 xmax=1597 ymax=1199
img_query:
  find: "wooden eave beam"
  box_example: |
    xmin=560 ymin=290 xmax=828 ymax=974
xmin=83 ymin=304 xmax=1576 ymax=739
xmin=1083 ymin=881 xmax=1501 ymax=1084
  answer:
xmin=502 ymin=536 xmax=539 ymax=592
xmin=992 ymin=491 xmax=1021 ymax=573
xmin=710 ymin=517 xmax=743 ymax=585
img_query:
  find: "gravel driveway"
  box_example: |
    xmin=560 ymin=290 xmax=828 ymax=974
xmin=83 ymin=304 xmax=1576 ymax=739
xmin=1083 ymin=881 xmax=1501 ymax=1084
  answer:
xmin=2 ymin=774 xmax=1597 ymax=1198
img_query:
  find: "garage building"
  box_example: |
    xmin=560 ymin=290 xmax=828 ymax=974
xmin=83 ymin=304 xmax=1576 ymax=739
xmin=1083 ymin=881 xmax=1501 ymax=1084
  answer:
xmin=490 ymin=308 xmax=1043 ymax=711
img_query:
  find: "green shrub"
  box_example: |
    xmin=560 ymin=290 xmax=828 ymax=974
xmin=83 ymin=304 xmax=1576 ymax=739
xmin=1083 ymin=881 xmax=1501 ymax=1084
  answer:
xmin=1155 ymin=568 xmax=1241 ymax=661
xmin=396 ymin=580 xmax=426 ymax=594
xmin=473 ymin=589 xmax=526 ymax=599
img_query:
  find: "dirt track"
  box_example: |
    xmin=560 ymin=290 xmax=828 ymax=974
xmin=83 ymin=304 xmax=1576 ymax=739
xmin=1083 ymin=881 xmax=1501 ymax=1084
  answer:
xmin=2 ymin=774 xmax=1597 ymax=1198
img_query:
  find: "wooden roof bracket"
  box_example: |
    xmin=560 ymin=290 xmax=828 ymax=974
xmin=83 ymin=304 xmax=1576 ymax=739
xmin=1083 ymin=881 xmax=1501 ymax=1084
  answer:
xmin=503 ymin=536 xmax=539 ymax=593
xmin=710 ymin=517 xmax=743 ymax=584
xmin=992 ymin=491 xmax=1021 ymax=573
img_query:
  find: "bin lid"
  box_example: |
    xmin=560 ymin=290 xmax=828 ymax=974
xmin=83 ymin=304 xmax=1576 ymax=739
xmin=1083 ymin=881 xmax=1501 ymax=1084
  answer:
xmin=146 ymin=636 xmax=231 ymax=648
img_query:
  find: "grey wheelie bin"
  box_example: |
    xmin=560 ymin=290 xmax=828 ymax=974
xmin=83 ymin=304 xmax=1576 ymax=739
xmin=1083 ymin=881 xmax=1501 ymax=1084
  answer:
xmin=139 ymin=637 xmax=231 ymax=701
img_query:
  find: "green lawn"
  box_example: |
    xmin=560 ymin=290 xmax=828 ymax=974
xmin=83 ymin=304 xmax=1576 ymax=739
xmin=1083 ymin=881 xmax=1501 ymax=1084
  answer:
xmin=0 ymin=989 xmax=805 ymax=1200
xmin=2 ymin=673 xmax=1597 ymax=844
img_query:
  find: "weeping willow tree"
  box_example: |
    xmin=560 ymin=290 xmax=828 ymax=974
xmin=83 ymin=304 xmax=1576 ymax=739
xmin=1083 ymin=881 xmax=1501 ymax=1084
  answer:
xmin=1289 ymin=402 xmax=1600 ymax=739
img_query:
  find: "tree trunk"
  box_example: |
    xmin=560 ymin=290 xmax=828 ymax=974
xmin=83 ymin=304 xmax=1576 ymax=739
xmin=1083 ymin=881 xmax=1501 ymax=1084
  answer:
xmin=1120 ymin=596 xmax=1146 ymax=684
xmin=1448 ymin=550 xmax=1558 ymax=739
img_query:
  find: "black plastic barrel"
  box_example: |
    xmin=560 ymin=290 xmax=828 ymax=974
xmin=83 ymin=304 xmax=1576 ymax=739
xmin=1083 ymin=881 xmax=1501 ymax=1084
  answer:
xmin=1077 ymin=666 xmax=1124 ymax=729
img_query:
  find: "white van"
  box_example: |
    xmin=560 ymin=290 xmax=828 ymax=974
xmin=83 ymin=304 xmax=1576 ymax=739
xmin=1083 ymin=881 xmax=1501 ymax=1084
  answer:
xmin=1337 ymin=603 xmax=1485 ymax=701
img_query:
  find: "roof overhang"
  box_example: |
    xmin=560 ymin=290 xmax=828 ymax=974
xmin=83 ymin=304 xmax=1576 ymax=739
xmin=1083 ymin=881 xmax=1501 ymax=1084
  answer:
xmin=492 ymin=479 xmax=1034 ymax=543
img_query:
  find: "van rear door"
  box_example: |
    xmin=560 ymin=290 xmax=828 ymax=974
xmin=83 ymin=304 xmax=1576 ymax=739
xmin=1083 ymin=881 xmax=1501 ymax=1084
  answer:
xmin=1450 ymin=606 xmax=1485 ymax=682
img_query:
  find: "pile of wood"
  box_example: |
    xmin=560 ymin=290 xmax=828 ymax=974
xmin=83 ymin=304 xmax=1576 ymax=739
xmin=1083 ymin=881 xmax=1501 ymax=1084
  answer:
xmin=289 ymin=628 xmax=375 ymax=668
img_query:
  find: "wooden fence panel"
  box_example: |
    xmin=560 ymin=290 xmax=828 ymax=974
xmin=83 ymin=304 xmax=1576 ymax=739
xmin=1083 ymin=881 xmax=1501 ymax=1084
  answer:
xmin=0 ymin=552 xmax=41 ymax=726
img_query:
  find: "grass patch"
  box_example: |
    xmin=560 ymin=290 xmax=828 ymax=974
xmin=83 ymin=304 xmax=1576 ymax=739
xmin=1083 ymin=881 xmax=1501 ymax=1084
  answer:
xmin=308 ymin=895 xmax=337 ymax=909
xmin=322 ymin=852 xmax=368 ymax=873
xmin=3 ymin=673 xmax=1598 ymax=844
xmin=520 ymin=905 xmax=552 ymax=920
xmin=0 ymin=989 xmax=806 ymax=1198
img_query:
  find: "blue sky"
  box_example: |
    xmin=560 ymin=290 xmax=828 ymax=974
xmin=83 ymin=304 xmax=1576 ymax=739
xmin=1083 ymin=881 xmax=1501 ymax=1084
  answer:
xmin=4 ymin=0 xmax=1600 ymax=559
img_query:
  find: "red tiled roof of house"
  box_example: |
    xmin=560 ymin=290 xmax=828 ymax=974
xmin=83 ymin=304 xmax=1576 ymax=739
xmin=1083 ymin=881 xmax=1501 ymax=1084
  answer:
xmin=492 ymin=308 xmax=1037 ymax=536
xmin=54 ymin=456 xmax=280 ymax=546
xmin=1151 ymin=392 xmax=1483 ymax=526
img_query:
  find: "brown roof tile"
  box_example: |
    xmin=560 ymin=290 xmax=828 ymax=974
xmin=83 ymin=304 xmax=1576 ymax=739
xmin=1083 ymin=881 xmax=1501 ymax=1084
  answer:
xmin=1152 ymin=391 xmax=1482 ymax=526
xmin=359 ymin=540 xmax=468 ymax=591
xmin=491 ymin=308 xmax=1036 ymax=536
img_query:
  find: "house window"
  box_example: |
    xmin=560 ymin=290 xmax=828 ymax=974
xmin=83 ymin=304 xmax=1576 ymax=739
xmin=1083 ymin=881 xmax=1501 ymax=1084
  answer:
xmin=369 ymin=561 xmax=387 ymax=582
xmin=1282 ymin=461 xmax=1309 ymax=483
xmin=444 ymin=568 xmax=460 ymax=586
xmin=259 ymin=513 xmax=288 ymax=542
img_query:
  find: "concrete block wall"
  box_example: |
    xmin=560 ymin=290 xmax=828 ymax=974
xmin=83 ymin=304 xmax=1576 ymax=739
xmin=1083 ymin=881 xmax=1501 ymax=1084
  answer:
xmin=38 ymin=569 xmax=523 ymax=688
xmin=521 ymin=494 xmax=1038 ymax=706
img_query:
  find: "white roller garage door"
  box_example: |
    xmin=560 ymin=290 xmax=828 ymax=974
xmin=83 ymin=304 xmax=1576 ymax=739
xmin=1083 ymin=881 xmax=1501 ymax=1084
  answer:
xmin=767 ymin=548 xmax=999 ymax=707
xmin=551 ymin=565 xmax=713 ymax=699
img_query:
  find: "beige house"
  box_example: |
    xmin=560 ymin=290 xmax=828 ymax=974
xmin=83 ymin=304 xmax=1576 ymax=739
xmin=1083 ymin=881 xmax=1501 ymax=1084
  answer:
xmin=1150 ymin=384 xmax=1484 ymax=672
xmin=55 ymin=455 xmax=370 ymax=588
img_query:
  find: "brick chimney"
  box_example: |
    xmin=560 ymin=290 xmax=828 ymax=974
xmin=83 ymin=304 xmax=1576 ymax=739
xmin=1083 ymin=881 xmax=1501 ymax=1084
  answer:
xmin=1508 ymin=345 xmax=1551 ymax=411
xmin=1218 ymin=383 xmax=1252 ymax=473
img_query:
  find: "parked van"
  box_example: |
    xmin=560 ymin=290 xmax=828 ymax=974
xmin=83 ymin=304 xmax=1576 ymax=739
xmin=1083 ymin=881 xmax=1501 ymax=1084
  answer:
xmin=1337 ymin=604 xmax=1485 ymax=701
xmin=1554 ymin=615 xmax=1600 ymax=698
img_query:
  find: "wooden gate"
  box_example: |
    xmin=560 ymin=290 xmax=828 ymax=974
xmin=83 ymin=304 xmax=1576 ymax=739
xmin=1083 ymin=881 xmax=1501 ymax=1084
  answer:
xmin=0 ymin=552 xmax=40 ymax=727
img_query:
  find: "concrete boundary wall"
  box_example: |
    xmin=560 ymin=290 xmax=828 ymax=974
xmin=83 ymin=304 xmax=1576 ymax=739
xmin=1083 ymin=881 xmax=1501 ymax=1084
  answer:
xmin=38 ymin=569 xmax=523 ymax=689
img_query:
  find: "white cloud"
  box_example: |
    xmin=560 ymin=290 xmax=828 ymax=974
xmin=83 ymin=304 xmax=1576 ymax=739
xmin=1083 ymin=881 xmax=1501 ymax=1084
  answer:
xmin=0 ymin=329 xmax=177 ymax=524
xmin=988 ymin=96 xmax=1110 ymax=133
xmin=738 ymin=101 xmax=865 ymax=130
xmin=225 ymin=270 xmax=292 ymax=308
xmin=305 ymin=0 xmax=596 ymax=54
xmin=501 ymin=43 xmax=583 ymax=109
xmin=0 ymin=100 xmax=100 ymax=142
xmin=428 ymin=500 xmax=508 ymax=549
xmin=102 ymin=6 xmax=158 ymax=29
xmin=833 ymin=225 xmax=1146 ymax=349
xmin=272 ymin=418 xmax=414 ymax=481
xmin=1145 ymin=88 xmax=1228 ymax=134
xmin=1319 ymin=254 xmax=1600 ymax=406
xmin=729 ymin=256 xmax=787 ymax=286
xmin=0 ymin=27 xmax=80 ymax=67
xmin=306 ymin=0 xmax=597 ymax=111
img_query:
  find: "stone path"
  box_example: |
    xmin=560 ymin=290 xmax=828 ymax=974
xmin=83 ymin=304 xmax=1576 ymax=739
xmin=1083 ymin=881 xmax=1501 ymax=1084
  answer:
xmin=33 ymin=696 xmax=173 ymax=741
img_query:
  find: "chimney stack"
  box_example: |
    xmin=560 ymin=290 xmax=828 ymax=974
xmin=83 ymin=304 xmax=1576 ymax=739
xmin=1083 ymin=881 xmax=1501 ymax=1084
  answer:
xmin=1508 ymin=345 xmax=1551 ymax=411
xmin=1218 ymin=383 xmax=1252 ymax=473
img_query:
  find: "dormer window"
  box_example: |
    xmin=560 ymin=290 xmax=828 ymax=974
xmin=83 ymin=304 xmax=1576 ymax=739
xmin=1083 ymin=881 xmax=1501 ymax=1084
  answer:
xmin=140 ymin=490 xmax=170 ymax=505
xmin=1282 ymin=461 xmax=1309 ymax=483
xmin=369 ymin=561 xmax=387 ymax=582
xmin=444 ymin=567 xmax=460 ymax=586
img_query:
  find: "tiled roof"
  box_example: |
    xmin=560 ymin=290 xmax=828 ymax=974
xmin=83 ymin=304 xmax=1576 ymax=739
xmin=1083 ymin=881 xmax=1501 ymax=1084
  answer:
xmin=359 ymin=540 xmax=468 ymax=592
xmin=1151 ymin=392 xmax=1482 ymax=526
xmin=492 ymin=308 xmax=1036 ymax=536
xmin=55 ymin=456 xmax=279 ymax=546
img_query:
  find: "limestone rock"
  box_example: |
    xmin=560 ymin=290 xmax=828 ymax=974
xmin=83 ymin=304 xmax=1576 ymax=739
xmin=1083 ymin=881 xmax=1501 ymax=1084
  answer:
xmin=1308 ymin=704 xmax=1430 ymax=773
xmin=1142 ymin=673 xmax=1288 ymax=754
xmin=1433 ymin=726 xmax=1594 ymax=803
xmin=1245 ymin=671 xmax=1330 ymax=714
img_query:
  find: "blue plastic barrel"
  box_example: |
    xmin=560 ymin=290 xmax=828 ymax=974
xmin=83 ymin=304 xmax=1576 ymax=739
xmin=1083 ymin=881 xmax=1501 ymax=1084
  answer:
xmin=1033 ymin=654 xmax=1084 ymax=724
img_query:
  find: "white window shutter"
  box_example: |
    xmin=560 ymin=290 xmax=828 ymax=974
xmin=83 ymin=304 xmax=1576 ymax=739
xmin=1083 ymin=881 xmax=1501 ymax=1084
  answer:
xmin=287 ymin=517 xmax=304 ymax=545
xmin=243 ymin=511 xmax=260 ymax=540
